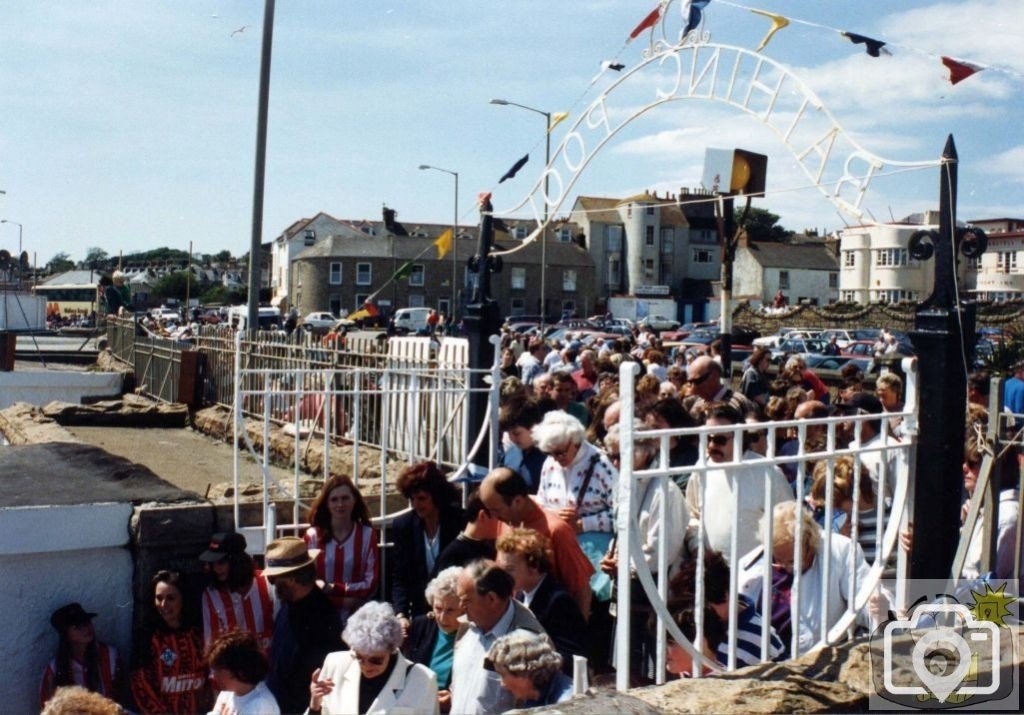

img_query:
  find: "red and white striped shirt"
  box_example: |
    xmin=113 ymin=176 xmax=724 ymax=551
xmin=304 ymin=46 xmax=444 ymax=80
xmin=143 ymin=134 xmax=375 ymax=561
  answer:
xmin=304 ymin=524 xmax=379 ymax=600
xmin=40 ymin=643 xmax=118 ymax=708
xmin=200 ymin=571 xmax=276 ymax=652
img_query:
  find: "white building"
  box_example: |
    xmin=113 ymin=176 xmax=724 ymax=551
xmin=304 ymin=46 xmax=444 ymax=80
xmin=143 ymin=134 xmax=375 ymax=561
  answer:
xmin=270 ymin=212 xmax=366 ymax=309
xmin=964 ymin=218 xmax=1024 ymax=301
xmin=732 ymin=237 xmax=839 ymax=306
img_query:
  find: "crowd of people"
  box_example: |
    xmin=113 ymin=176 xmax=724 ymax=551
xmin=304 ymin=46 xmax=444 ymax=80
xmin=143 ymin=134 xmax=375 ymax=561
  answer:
xmin=38 ymin=322 xmax=1022 ymax=714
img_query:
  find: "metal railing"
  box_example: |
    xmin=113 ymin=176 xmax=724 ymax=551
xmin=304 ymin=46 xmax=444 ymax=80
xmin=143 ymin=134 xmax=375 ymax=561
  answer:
xmin=614 ymin=358 xmax=918 ymax=689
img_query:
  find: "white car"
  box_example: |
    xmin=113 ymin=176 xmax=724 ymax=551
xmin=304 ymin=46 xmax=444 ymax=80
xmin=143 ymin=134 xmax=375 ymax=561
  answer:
xmin=302 ymin=311 xmax=338 ymax=331
xmin=637 ymin=315 xmax=680 ymax=331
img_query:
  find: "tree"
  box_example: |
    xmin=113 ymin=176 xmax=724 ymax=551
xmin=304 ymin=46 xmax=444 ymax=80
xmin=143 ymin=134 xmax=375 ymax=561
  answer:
xmin=152 ymin=270 xmax=191 ymax=302
xmin=84 ymin=246 xmax=109 ymax=268
xmin=735 ymin=207 xmax=789 ymax=242
xmin=47 ymin=251 xmax=75 ymax=274
xmin=213 ymin=250 xmax=233 ymax=263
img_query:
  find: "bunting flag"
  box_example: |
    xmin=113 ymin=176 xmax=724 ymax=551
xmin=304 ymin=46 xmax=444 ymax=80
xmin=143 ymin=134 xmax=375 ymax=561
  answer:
xmin=347 ymin=301 xmax=379 ymax=321
xmin=591 ymin=60 xmax=626 ymax=84
xmin=683 ymin=1 xmax=712 ymax=34
xmin=628 ymin=5 xmax=661 ymax=41
xmin=751 ymin=9 xmax=789 ymax=52
xmin=392 ymin=261 xmax=414 ymax=280
xmin=942 ymin=56 xmax=986 ymax=85
xmin=548 ymin=112 xmax=570 ymax=132
xmin=841 ymin=31 xmax=888 ymax=58
xmin=499 ymin=154 xmax=529 ymax=183
xmin=434 ymin=229 xmax=452 ymax=259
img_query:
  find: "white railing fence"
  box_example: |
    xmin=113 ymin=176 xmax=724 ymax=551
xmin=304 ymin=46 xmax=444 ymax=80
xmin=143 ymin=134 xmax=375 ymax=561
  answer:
xmin=614 ymin=357 xmax=918 ymax=689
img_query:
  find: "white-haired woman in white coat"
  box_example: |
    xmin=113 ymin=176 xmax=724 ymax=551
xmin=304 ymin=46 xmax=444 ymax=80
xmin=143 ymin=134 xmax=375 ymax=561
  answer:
xmin=308 ymin=602 xmax=437 ymax=715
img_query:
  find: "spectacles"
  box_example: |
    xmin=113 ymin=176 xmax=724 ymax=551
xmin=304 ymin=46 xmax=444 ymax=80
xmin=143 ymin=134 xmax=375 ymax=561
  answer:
xmin=353 ymin=653 xmax=388 ymax=666
xmin=548 ymin=444 xmax=576 ymax=459
xmin=686 ymin=372 xmax=712 ymax=386
xmin=708 ymin=434 xmax=731 ymax=446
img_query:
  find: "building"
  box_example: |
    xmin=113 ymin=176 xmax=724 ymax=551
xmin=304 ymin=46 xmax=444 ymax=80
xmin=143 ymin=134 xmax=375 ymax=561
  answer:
xmin=838 ymin=212 xmax=944 ymax=304
xmin=285 ymin=214 xmax=597 ymax=320
xmin=963 ymin=218 xmax=1024 ymax=301
xmin=568 ymin=188 xmax=721 ymax=321
xmin=732 ymin=237 xmax=840 ymax=306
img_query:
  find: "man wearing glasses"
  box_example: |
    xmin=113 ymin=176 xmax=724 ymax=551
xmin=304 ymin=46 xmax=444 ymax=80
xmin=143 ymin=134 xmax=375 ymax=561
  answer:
xmin=685 ymin=403 xmax=792 ymax=564
xmin=683 ymin=356 xmax=757 ymax=417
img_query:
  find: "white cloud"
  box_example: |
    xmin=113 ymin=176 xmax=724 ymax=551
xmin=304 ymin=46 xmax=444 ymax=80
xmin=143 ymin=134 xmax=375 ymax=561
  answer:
xmin=987 ymin=145 xmax=1024 ymax=182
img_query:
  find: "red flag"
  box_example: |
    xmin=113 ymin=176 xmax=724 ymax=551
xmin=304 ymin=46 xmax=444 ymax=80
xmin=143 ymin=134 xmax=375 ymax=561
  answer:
xmin=941 ymin=56 xmax=985 ymax=85
xmin=628 ymin=6 xmax=661 ymax=41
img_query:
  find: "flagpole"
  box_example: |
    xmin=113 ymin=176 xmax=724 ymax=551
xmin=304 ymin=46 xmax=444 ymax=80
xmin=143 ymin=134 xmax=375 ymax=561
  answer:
xmin=363 ymin=240 xmax=440 ymax=307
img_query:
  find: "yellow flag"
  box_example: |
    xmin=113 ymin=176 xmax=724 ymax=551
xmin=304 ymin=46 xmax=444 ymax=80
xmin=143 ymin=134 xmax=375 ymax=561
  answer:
xmin=751 ymin=9 xmax=790 ymax=52
xmin=434 ymin=229 xmax=452 ymax=259
xmin=548 ymin=112 xmax=569 ymax=133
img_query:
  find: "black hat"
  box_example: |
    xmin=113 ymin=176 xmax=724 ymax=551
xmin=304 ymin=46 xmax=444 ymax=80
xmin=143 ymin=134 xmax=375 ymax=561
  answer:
xmin=837 ymin=391 xmax=883 ymax=415
xmin=199 ymin=531 xmax=248 ymax=562
xmin=50 ymin=602 xmax=97 ymax=631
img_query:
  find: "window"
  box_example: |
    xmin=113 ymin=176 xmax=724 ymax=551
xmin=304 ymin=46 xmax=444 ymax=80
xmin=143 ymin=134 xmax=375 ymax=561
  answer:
xmin=660 ymin=261 xmax=671 ymax=284
xmin=510 ymin=298 xmax=526 ymax=315
xmin=356 ymin=263 xmax=372 ymax=285
xmin=966 ymin=255 xmax=982 ymax=270
xmin=875 ymin=249 xmax=909 ymax=267
xmin=563 ymin=269 xmax=577 ymax=292
xmin=514 ymin=226 xmax=528 ymax=239
xmin=408 ymin=294 xmax=425 ymax=308
xmin=329 ymin=294 xmax=343 ymax=316
xmin=841 ymin=291 xmax=857 ymax=302
xmin=645 ymin=206 xmax=655 ymax=216
xmin=608 ymin=257 xmax=621 ymax=286
xmin=359 ymin=225 xmax=375 ymax=236
xmin=409 ymin=264 xmax=425 ymax=286
xmin=562 ymin=299 xmax=576 ymax=315
xmin=329 ymin=262 xmax=342 ymax=285
xmin=828 ymin=272 xmax=838 ymax=289
xmin=998 ymin=252 xmax=1018 ymax=273
xmin=842 ymin=251 xmax=856 ymax=268
xmin=355 ymin=293 xmax=369 ymax=308
xmin=438 ymin=298 xmax=450 ymax=316
xmin=607 ymin=226 xmax=623 ymax=252
xmin=644 ymin=258 xmax=655 ymax=281
xmin=303 ymin=229 xmax=316 ymax=246
xmin=557 ymin=227 xmax=572 ymax=242
xmin=645 ymin=226 xmax=655 ymax=246
xmin=778 ymin=271 xmax=790 ymax=290
xmin=692 ymin=248 xmax=714 ymax=264
xmin=870 ymin=289 xmax=918 ymax=303
xmin=511 ymin=267 xmax=526 ymax=290
xmin=660 ymin=228 xmax=674 ymax=253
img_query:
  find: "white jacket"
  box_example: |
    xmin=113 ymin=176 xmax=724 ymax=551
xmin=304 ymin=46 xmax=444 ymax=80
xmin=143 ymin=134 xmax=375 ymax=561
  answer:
xmin=737 ymin=532 xmax=876 ymax=656
xmin=311 ymin=651 xmax=438 ymax=715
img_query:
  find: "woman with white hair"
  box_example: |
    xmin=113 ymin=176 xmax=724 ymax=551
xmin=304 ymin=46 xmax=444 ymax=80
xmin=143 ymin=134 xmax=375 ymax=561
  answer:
xmin=402 ymin=567 xmax=465 ymax=710
xmin=485 ymin=632 xmax=573 ymax=708
xmin=308 ymin=602 xmax=437 ymax=714
xmin=737 ymin=501 xmax=880 ymax=658
xmin=533 ymin=410 xmax=617 ymax=535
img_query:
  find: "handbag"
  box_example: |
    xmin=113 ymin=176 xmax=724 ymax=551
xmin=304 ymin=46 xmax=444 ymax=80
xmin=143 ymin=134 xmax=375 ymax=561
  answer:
xmin=575 ymin=454 xmax=615 ymax=601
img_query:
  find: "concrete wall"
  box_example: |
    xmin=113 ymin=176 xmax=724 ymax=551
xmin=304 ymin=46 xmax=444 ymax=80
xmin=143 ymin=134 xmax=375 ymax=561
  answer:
xmin=0 ymin=502 xmax=134 ymax=715
xmin=0 ymin=371 xmax=122 ymax=410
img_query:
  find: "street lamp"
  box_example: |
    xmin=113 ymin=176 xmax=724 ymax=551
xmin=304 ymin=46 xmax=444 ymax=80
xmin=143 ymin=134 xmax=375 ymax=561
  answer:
xmin=418 ymin=164 xmax=459 ymax=322
xmin=1 ymin=219 xmax=22 ymax=256
xmin=490 ymin=97 xmax=552 ymax=324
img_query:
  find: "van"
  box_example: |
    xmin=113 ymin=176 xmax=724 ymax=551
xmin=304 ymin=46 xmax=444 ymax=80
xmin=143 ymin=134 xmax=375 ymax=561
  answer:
xmin=393 ymin=307 xmax=432 ymax=334
xmin=228 ymin=305 xmax=282 ymax=331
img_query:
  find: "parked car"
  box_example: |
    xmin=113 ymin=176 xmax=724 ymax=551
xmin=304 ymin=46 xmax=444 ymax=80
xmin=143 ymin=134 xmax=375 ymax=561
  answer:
xmin=772 ymin=337 xmax=828 ymax=361
xmin=392 ymin=307 xmax=433 ymax=334
xmin=301 ymin=311 xmax=338 ymax=332
xmin=637 ymin=315 xmax=681 ymax=331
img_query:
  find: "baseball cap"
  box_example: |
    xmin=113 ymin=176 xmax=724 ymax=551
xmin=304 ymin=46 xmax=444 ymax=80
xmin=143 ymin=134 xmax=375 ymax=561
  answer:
xmin=199 ymin=531 xmax=248 ymax=562
xmin=50 ymin=602 xmax=97 ymax=632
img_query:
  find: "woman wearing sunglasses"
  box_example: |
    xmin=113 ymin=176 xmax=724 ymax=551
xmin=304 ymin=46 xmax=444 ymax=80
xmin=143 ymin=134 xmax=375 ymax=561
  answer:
xmin=308 ymin=601 xmax=437 ymax=714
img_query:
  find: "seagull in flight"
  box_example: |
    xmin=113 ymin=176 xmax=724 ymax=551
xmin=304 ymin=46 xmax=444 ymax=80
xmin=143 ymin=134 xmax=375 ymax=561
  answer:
xmin=231 ymin=25 xmax=249 ymax=37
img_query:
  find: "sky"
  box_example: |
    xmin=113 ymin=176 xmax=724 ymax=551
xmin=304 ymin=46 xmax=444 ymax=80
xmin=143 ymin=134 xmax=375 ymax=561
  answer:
xmin=1 ymin=0 xmax=1022 ymax=265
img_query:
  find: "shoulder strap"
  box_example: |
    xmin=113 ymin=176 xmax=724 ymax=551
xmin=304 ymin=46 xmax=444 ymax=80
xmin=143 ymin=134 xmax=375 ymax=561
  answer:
xmin=575 ymin=453 xmax=602 ymax=503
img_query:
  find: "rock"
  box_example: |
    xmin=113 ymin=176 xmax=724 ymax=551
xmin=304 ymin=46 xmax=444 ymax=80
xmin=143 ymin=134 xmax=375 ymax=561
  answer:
xmin=96 ymin=348 xmax=135 ymax=392
xmin=0 ymin=402 xmax=81 ymax=444
xmin=631 ymin=674 xmax=865 ymax=714
xmin=41 ymin=396 xmax=188 ymax=427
